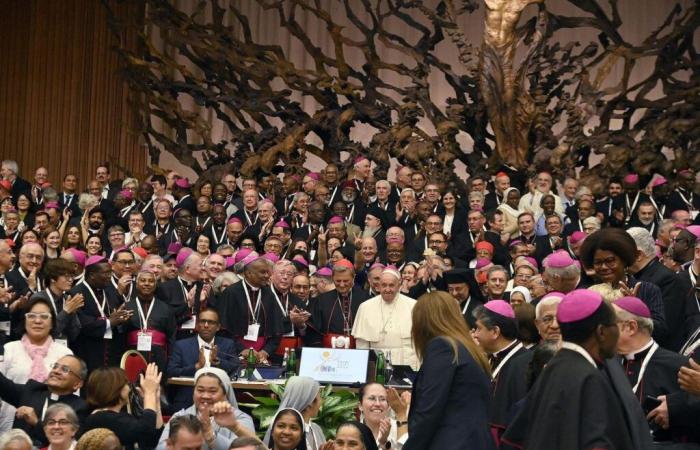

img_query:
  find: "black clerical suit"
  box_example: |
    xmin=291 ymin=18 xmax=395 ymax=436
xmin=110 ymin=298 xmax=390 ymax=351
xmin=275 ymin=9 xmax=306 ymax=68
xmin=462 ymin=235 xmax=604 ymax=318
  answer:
xmin=155 ymin=277 xmax=203 ymax=340
xmin=211 ymin=280 xmax=283 ymax=357
xmin=70 ymin=281 xmax=127 ymax=372
xmin=311 ymin=287 xmax=369 ymax=346
xmin=489 ymin=341 xmax=530 ymax=445
xmin=123 ymin=297 xmax=177 ymax=376
xmin=0 ymin=372 xmax=87 ymax=446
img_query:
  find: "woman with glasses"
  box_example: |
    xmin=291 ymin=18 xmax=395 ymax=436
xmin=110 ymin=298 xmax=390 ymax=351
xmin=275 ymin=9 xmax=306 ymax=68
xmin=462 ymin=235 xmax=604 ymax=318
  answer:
xmin=31 ymin=259 xmax=83 ymax=344
xmin=579 ymin=227 xmax=668 ymax=341
xmin=357 ymin=383 xmax=409 ymax=449
xmin=40 ymin=403 xmax=79 ymax=450
xmin=0 ymin=297 xmax=73 ymax=432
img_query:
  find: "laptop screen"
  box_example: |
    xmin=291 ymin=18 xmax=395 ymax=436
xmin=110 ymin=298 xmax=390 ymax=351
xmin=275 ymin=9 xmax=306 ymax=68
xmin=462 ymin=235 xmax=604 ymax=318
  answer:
xmin=298 ymin=347 xmax=370 ymax=384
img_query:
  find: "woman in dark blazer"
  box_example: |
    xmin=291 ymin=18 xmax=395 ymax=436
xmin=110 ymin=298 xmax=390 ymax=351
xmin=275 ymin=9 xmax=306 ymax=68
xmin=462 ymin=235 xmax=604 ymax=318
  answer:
xmin=403 ymin=291 xmax=495 ymax=450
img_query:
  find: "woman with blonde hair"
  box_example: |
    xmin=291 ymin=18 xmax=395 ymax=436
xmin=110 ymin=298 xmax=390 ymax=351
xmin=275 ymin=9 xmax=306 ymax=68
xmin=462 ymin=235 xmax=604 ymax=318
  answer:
xmin=403 ymin=291 xmax=494 ymax=450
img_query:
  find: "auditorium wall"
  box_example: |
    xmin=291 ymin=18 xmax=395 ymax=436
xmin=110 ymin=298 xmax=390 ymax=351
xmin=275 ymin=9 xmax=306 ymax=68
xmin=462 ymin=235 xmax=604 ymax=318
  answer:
xmin=0 ymin=0 xmax=145 ymax=185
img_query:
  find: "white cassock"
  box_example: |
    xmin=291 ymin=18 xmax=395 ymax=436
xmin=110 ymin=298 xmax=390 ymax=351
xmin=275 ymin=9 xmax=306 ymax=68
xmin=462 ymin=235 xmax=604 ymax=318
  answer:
xmin=352 ymin=293 xmax=419 ymax=370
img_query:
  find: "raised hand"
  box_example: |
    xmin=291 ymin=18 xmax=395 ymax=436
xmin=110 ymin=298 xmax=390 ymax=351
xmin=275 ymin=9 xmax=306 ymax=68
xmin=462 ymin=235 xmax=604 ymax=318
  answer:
xmin=63 ymin=293 xmax=85 ymax=314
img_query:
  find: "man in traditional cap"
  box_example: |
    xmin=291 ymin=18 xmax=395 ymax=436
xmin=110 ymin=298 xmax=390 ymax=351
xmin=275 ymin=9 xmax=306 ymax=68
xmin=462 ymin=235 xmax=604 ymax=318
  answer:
xmin=156 ymin=249 xmax=204 ymax=339
xmin=71 ymin=256 xmax=131 ymax=372
xmin=472 ymin=300 xmax=530 ymax=445
xmin=352 ymin=266 xmax=417 ymax=367
xmin=173 ymin=178 xmax=196 ymax=215
xmin=213 ymin=255 xmax=283 ymax=363
xmin=613 ymin=296 xmax=700 ymax=444
xmin=541 ymin=250 xmax=581 ymax=294
xmin=503 ymin=290 xmax=654 ymax=450
xmin=312 ymin=259 xmax=369 ymax=348
xmin=444 ymin=268 xmax=482 ymax=328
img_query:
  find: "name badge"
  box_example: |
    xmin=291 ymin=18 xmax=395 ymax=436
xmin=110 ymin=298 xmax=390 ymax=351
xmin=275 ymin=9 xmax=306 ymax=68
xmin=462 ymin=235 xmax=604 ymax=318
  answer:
xmin=104 ymin=324 xmax=113 ymax=340
xmin=692 ymin=210 xmax=699 ymax=220
xmin=244 ymin=323 xmax=260 ymax=341
xmin=137 ymin=331 xmax=153 ymax=352
xmin=181 ymin=316 xmax=196 ymax=330
xmin=0 ymin=321 xmax=10 ymax=336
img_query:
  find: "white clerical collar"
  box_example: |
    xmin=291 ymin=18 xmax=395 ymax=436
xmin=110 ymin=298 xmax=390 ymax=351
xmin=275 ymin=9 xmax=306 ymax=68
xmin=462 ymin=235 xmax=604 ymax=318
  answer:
xmin=624 ymin=338 xmax=654 ymax=361
xmin=244 ymin=280 xmax=260 ymax=292
xmin=561 ymin=341 xmax=597 ymax=368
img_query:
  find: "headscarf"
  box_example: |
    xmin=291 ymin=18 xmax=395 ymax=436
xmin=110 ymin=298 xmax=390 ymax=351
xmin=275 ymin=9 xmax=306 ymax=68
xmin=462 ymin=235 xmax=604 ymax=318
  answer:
xmin=498 ymin=187 xmax=521 ymax=218
xmin=337 ymin=421 xmax=379 ymax=450
xmin=510 ymin=285 xmax=533 ymax=304
xmin=194 ymin=367 xmax=239 ymax=408
xmin=264 ymin=376 xmax=321 ymax=445
xmin=267 ymin=408 xmax=308 ymax=450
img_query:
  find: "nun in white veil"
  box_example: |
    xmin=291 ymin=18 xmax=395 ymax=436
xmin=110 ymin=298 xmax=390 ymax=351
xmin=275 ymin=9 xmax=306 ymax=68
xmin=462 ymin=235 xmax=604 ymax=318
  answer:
xmin=264 ymin=376 xmax=325 ymax=450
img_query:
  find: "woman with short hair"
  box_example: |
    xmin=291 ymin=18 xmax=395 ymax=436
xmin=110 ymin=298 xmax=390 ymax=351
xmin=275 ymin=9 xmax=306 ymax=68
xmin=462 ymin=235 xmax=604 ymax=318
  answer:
xmin=40 ymin=403 xmax=79 ymax=450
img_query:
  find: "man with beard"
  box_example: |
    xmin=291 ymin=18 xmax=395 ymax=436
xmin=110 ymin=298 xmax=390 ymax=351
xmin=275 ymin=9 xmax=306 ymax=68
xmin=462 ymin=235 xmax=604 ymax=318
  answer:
xmin=158 ymin=208 xmax=197 ymax=255
xmin=596 ymin=177 xmax=625 ymax=226
xmin=202 ymin=204 xmax=228 ymax=252
xmin=84 ymin=207 xmax=106 ymax=238
xmin=338 ymin=180 xmax=366 ymax=227
xmin=666 ymin=169 xmax=700 ymax=218
xmin=627 ymin=202 xmax=659 ymax=238
xmin=71 ymin=256 xmax=132 ymax=372
xmin=213 ymin=256 xmax=283 ymax=364
xmin=503 ymin=290 xmax=654 ymax=450
xmin=312 ymin=260 xmax=369 ymax=348
xmin=671 ymin=226 xmax=700 ymax=269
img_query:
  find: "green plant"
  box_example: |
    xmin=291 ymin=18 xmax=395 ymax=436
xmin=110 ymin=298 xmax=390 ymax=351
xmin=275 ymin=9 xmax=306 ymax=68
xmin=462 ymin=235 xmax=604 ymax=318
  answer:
xmin=239 ymin=382 xmax=358 ymax=438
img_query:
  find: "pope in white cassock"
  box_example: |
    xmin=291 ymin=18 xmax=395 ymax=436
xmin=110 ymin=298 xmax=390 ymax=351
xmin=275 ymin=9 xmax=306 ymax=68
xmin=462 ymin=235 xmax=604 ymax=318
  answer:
xmin=352 ymin=266 xmax=419 ymax=369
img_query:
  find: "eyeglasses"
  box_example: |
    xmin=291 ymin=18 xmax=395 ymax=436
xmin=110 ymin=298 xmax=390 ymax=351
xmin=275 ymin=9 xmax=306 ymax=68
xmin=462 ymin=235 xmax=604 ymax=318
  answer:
xmin=116 ymin=259 xmax=135 ymax=265
xmin=45 ymin=419 xmax=74 ymax=427
xmin=26 ymin=312 xmax=51 ymax=321
xmin=198 ymin=319 xmax=219 ymax=326
xmin=429 ymin=240 xmax=445 ymax=244
xmin=50 ymin=363 xmax=82 ymax=379
xmin=592 ymin=256 xmax=618 ymax=268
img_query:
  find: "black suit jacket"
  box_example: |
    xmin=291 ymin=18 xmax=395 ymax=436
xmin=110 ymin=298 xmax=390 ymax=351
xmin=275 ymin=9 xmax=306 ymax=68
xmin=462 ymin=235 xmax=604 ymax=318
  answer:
xmin=0 ymin=372 xmax=88 ymax=447
xmin=404 ymin=337 xmax=494 ymax=450
xmin=311 ymin=287 xmax=369 ymax=337
xmin=10 ymin=177 xmax=31 ymax=201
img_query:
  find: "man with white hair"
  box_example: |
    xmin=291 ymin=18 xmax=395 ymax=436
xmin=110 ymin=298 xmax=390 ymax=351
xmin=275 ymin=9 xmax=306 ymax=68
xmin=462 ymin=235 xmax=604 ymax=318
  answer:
xmin=370 ymin=179 xmax=396 ymax=216
xmin=613 ymin=296 xmax=699 ymax=443
xmin=518 ymin=171 xmax=564 ymax=218
xmin=0 ymin=160 xmax=31 ymax=201
xmin=628 ymin=227 xmax=691 ymax=351
xmin=270 ymin=260 xmax=310 ymax=353
xmin=541 ymin=251 xmax=581 ymax=294
xmin=156 ymin=251 xmax=204 ymax=339
xmin=352 ymin=266 xmax=418 ymax=368
xmin=6 ymin=243 xmax=44 ymax=296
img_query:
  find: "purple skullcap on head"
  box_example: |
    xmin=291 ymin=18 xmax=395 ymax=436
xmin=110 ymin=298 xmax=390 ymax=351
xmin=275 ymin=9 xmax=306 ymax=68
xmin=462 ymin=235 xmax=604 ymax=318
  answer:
xmin=541 ymin=291 xmax=565 ymax=303
xmin=328 ymin=215 xmax=344 ymax=225
xmin=623 ymin=173 xmax=639 ymax=184
xmin=354 ymin=155 xmax=368 ymax=164
xmin=569 ymin=231 xmax=587 ymax=244
xmin=274 ymin=219 xmax=290 ymax=229
xmin=234 ymin=248 xmax=254 ymax=264
xmin=109 ymin=246 xmax=129 ymax=261
xmin=262 ymin=252 xmax=280 ymax=263
xmin=544 ymin=250 xmax=578 ymax=269
xmin=175 ymin=178 xmax=191 ymax=189
xmin=523 ymin=257 xmax=538 ymax=270
xmin=369 ymin=262 xmax=386 ymax=272
xmin=614 ymin=296 xmax=651 ymax=319
xmin=316 ymin=267 xmax=333 ymax=277
xmin=241 ymin=251 xmax=261 ymax=267
xmin=686 ymin=225 xmax=700 ymax=239
xmin=292 ymin=255 xmax=308 ymax=267
xmin=225 ymin=256 xmax=235 ymax=268
xmin=557 ymin=289 xmax=603 ymax=323
xmin=119 ymin=190 xmax=133 ymax=201
xmin=44 ymin=201 xmax=60 ymax=210
xmin=227 ymin=217 xmax=243 ymax=225
xmin=66 ymin=248 xmax=87 ymax=266
xmin=484 ymin=300 xmax=515 ymax=319
xmin=508 ymin=240 xmax=523 ymax=248
xmin=86 ymin=255 xmax=107 ymax=267
xmin=291 ymin=174 xmax=302 ymax=183
xmin=307 ymin=172 xmax=320 ymax=181
xmin=475 ymin=258 xmax=492 ymax=269
xmin=176 ymin=247 xmax=194 ymax=268
xmin=167 ymin=242 xmax=183 ymax=255
xmin=651 ymin=176 xmax=668 ymax=187
xmin=673 ymin=223 xmax=687 ymax=230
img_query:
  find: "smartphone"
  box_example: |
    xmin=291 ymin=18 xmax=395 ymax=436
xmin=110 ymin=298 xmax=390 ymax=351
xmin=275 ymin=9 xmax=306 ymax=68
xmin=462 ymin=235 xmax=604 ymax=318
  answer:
xmin=643 ymin=395 xmax=662 ymax=413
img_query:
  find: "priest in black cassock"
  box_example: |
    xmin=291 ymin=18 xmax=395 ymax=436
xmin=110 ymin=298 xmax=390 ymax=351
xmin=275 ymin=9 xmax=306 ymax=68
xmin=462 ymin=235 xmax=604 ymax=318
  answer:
xmin=155 ymin=249 xmax=204 ymax=340
xmin=311 ymin=260 xmax=369 ymax=348
xmin=472 ymin=300 xmax=530 ymax=447
xmin=212 ymin=254 xmax=283 ymax=364
xmin=613 ymin=297 xmax=700 ymax=445
xmin=70 ymin=256 xmax=131 ymax=372
xmin=443 ymin=268 xmax=482 ymax=328
xmin=502 ymin=290 xmax=654 ymax=450
xmin=123 ymin=270 xmax=177 ymax=376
